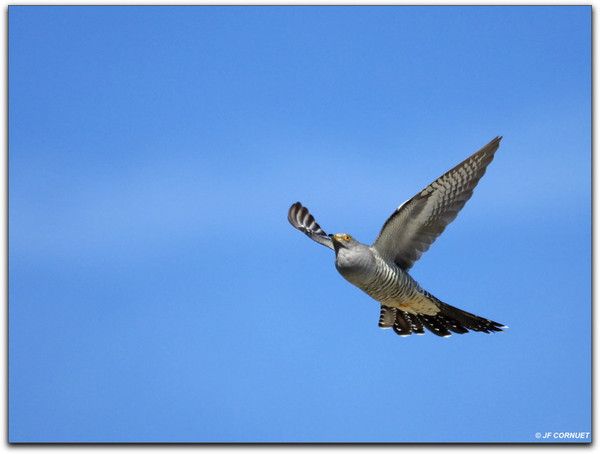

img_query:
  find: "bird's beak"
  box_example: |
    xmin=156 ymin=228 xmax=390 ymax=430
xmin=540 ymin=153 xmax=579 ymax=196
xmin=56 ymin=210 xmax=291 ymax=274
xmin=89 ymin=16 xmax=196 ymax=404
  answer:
xmin=330 ymin=234 xmax=348 ymax=251
xmin=330 ymin=234 xmax=341 ymax=252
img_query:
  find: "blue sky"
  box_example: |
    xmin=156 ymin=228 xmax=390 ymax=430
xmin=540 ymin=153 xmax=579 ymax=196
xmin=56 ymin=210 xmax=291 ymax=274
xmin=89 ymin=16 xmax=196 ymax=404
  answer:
xmin=9 ymin=6 xmax=590 ymax=442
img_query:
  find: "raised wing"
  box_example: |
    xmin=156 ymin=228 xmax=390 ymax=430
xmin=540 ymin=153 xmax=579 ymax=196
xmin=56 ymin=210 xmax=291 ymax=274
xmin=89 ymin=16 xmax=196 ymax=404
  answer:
xmin=373 ymin=136 xmax=502 ymax=270
xmin=288 ymin=202 xmax=334 ymax=250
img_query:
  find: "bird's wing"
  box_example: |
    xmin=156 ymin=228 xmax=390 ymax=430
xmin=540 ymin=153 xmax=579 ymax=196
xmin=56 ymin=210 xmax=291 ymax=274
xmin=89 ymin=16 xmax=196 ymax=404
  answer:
xmin=288 ymin=202 xmax=334 ymax=250
xmin=372 ymin=136 xmax=502 ymax=270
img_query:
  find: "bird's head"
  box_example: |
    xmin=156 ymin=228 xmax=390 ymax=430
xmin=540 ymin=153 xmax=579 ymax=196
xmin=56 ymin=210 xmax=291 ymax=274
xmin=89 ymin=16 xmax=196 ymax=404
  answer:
xmin=330 ymin=233 xmax=359 ymax=251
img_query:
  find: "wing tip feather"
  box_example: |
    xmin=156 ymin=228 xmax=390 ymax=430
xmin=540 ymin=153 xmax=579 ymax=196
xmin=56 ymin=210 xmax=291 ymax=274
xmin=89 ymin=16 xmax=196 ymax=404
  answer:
xmin=287 ymin=201 xmax=334 ymax=250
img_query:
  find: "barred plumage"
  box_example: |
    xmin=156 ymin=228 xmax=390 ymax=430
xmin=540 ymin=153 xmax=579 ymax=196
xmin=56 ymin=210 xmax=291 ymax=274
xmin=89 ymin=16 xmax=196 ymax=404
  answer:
xmin=362 ymin=250 xmax=504 ymax=337
xmin=373 ymin=136 xmax=502 ymax=270
xmin=287 ymin=202 xmax=333 ymax=250
xmin=288 ymin=137 xmax=506 ymax=338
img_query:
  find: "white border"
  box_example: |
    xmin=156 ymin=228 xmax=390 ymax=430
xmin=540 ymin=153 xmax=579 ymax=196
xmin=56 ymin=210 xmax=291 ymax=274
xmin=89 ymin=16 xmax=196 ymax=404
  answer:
xmin=1 ymin=2 xmax=594 ymax=452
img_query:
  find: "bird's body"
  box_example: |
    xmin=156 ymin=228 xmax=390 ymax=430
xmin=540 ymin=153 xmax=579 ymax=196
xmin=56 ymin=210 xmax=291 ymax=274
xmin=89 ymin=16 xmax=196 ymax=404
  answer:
xmin=288 ymin=137 xmax=506 ymax=337
xmin=335 ymin=245 xmax=425 ymax=314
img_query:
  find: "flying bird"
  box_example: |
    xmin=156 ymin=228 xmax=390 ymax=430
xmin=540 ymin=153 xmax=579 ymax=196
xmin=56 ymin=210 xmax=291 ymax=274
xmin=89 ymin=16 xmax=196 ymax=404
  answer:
xmin=288 ymin=136 xmax=506 ymax=337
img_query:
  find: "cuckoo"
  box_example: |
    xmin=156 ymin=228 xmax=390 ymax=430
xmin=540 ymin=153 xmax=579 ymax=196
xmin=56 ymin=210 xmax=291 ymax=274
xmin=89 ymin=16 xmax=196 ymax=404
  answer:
xmin=288 ymin=137 xmax=506 ymax=337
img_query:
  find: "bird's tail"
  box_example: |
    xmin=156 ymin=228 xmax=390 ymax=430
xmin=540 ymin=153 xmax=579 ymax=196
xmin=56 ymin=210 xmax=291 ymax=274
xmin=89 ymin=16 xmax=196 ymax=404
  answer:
xmin=433 ymin=299 xmax=506 ymax=335
xmin=380 ymin=294 xmax=506 ymax=337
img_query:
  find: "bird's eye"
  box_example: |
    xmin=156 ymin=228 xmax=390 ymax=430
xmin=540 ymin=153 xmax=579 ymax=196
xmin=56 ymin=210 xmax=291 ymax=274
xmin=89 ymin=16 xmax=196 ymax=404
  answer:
xmin=343 ymin=234 xmax=351 ymax=241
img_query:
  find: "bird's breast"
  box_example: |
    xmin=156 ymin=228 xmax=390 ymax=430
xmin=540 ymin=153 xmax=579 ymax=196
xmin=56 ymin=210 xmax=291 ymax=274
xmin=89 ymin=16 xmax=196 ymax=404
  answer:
xmin=335 ymin=247 xmax=375 ymax=287
xmin=336 ymin=248 xmax=418 ymax=307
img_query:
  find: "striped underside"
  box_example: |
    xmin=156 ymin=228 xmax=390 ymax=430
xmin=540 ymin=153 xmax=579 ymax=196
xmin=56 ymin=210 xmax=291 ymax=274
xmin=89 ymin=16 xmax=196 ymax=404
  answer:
xmin=367 ymin=252 xmax=504 ymax=337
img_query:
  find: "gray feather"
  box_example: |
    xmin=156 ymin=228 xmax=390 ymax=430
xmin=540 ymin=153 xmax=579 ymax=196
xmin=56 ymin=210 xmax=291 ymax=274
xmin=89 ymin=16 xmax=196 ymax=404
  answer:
xmin=288 ymin=202 xmax=334 ymax=250
xmin=372 ymin=136 xmax=502 ymax=270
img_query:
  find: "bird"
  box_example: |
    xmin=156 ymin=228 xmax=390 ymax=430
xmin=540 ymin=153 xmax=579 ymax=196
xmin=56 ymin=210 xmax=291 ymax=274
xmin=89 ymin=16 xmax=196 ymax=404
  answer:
xmin=287 ymin=136 xmax=506 ymax=338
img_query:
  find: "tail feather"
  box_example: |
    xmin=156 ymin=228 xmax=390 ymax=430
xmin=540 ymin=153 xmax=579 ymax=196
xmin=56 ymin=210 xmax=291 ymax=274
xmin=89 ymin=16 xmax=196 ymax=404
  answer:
xmin=437 ymin=301 xmax=505 ymax=334
xmin=404 ymin=312 xmax=424 ymax=335
xmin=419 ymin=314 xmax=452 ymax=337
xmin=393 ymin=313 xmax=412 ymax=336
xmin=378 ymin=305 xmax=397 ymax=328
xmin=436 ymin=313 xmax=469 ymax=334
xmin=378 ymin=295 xmax=505 ymax=338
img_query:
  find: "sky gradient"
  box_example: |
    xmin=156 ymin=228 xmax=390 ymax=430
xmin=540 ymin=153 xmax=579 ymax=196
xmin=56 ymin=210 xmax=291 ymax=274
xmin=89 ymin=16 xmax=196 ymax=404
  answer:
xmin=9 ymin=6 xmax=591 ymax=442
